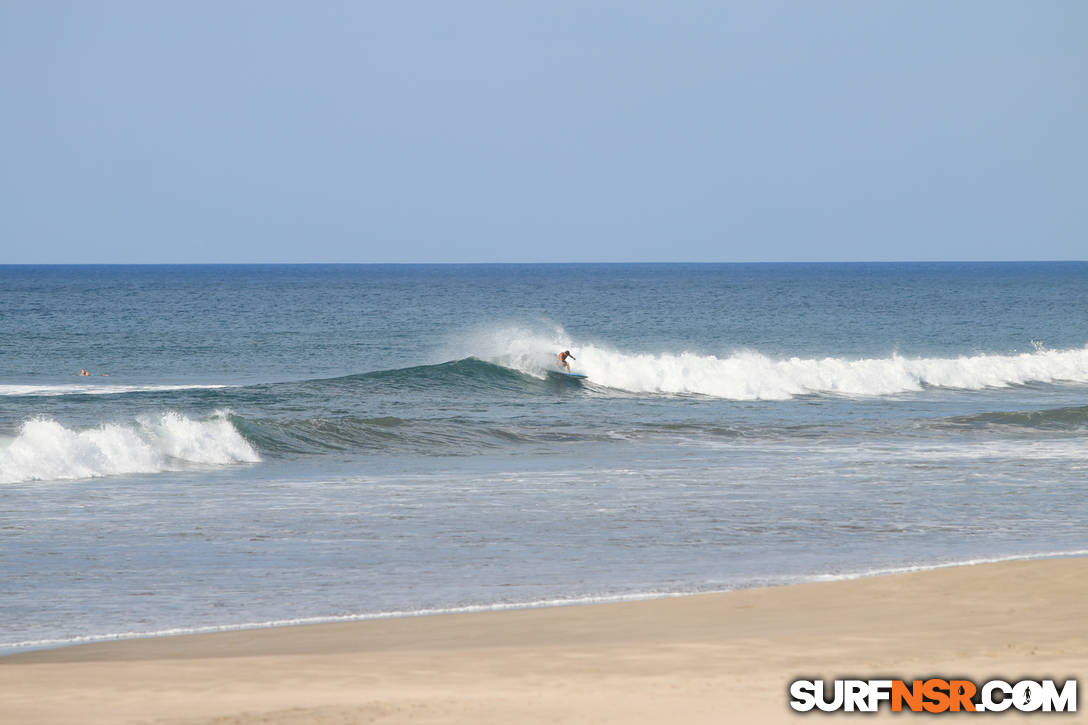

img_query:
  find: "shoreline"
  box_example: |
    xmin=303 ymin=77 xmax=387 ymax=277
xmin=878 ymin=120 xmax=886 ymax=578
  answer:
xmin=3 ymin=557 xmax=1084 ymax=724
xmin=6 ymin=548 xmax=1086 ymax=657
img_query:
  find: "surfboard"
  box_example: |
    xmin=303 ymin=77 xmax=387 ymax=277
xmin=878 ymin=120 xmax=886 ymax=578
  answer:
xmin=550 ymin=370 xmax=587 ymax=380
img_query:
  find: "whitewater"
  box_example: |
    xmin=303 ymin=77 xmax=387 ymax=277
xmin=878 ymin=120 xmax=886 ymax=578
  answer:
xmin=2 ymin=262 xmax=1087 ymax=655
xmin=473 ymin=326 xmax=1088 ymax=399
xmin=0 ymin=411 xmax=259 ymax=483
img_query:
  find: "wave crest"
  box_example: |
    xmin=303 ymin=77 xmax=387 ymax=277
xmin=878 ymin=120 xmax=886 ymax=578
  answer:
xmin=0 ymin=411 xmax=260 ymax=483
xmin=577 ymin=347 xmax=1088 ymax=399
xmin=459 ymin=326 xmax=1088 ymax=400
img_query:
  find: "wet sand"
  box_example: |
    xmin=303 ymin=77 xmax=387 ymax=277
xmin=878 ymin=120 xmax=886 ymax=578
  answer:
xmin=2 ymin=558 xmax=1083 ymax=724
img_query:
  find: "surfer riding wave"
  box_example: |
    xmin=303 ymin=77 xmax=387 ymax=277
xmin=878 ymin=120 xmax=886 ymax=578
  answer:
xmin=557 ymin=350 xmax=576 ymax=371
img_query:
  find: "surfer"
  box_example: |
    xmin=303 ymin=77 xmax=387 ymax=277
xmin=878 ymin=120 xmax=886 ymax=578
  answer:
xmin=79 ymin=368 xmax=91 ymax=377
xmin=557 ymin=350 xmax=575 ymax=371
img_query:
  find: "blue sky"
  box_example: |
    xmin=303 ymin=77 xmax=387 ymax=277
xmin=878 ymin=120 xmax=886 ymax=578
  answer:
xmin=2 ymin=1 xmax=1085 ymax=263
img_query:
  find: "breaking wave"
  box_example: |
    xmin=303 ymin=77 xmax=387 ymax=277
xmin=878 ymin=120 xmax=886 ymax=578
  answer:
xmin=0 ymin=411 xmax=260 ymax=483
xmin=456 ymin=326 xmax=1088 ymax=400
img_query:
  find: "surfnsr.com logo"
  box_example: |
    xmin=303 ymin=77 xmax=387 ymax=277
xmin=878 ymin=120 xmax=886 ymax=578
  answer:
xmin=789 ymin=678 xmax=1077 ymax=713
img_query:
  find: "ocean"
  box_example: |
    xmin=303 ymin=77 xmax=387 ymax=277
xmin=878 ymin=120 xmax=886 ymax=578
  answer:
xmin=2 ymin=262 xmax=1087 ymax=653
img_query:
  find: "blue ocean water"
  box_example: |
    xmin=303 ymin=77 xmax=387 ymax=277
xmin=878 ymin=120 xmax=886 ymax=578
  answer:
xmin=2 ymin=263 xmax=1087 ymax=652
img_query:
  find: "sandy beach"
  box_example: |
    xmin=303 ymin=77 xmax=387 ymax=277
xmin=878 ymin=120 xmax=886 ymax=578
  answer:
xmin=1 ymin=557 xmax=1083 ymax=724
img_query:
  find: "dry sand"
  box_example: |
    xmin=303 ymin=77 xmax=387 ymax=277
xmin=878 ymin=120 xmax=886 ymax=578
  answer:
xmin=1 ymin=558 xmax=1084 ymax=724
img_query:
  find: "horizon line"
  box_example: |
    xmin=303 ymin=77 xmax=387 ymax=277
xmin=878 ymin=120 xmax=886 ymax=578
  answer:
xmin=2 ymin=260 xmax=1086 ymax=267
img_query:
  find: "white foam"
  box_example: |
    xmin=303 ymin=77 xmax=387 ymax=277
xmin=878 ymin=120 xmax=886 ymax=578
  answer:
xmin=0 ymin=384 xmax=228 ymax=397
xmin=0 ymin=411 xmax=260 ymax=483
xmin=467 ymin=326 xmax=1088 ymax=400
xmin=798 ymin=549 xmax=1088 ymax=582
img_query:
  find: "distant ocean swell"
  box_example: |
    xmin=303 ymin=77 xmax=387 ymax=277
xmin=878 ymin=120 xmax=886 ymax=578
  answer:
xmin=0 ymin=411 xmax=259 ymax=483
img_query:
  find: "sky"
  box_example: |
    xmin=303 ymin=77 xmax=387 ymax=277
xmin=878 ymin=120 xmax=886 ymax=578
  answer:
xmin=1 ymin=1 xmax=1085 ymax=263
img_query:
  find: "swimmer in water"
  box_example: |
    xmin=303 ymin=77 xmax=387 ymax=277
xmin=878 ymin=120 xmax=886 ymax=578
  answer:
xmin=557 ymin=350 xmax=575 ymax=371
xmin=79 ymin=368 xmax=91 ymax=377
